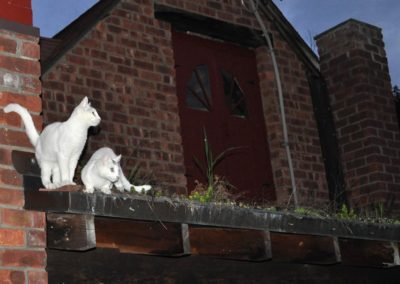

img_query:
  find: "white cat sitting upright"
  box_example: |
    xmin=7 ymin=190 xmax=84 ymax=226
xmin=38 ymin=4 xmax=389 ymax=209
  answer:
xmin=81 ymin=147 xmax=152 ymax=194
xmin=4 ymin=97 xmax=101 ymax=189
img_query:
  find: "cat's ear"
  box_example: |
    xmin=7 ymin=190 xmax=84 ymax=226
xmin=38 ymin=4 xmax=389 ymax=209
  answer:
xmin=78 ymin=96 xmax=89 ymax=108
xmin=101 ymin=155 xmax=111 ymax=166
xmin=113 ymin=155 xmax=121 ymax=164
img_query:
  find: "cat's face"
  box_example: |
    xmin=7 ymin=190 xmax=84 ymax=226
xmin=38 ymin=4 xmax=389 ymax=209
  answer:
xmin=99 ymin=155 xmax=121 ymax=183
xmin=75 ymin=97 xmax=101 ymax=127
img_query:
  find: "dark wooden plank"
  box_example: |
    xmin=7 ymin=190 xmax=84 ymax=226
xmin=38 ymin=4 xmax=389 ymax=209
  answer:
xmin=181 ymin=223 xmax=191 ymax=255
xmin=12 ymin=150 xmax=40 ymax=176
xmin=270 ymin=232 xmax=340 ymax=264
xmin=47 ymin=213 xmax=95 ymax=251
xmin=339 ymin=238 xmax=399 ymax=267
xmin=47 ymin=248 xmax=400 ymax=284
xmin=95 ymin=217 xmax=187 ymax=256
xmin=23 ymin=190 xmax=400 ymax=242
xmin=23 ymin=175 xmax=69 ymax=211
xmin=189 ymin=226 xmax=271 ymax=261
xmin=39 ymin=184 xmax=83 ymax=192
xmin=155 ymin=4 xmax=264 ymax=48
xmin=308 ymin=75 xmax=346 ymax=209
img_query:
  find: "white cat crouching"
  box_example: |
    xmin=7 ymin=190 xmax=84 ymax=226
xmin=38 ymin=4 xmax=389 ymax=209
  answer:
xmin=81 ymin=147 xmax=152 ymax=194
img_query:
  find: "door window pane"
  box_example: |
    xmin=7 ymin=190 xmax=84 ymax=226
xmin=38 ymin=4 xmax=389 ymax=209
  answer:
xmin=221 ymin=69 xmax=248 ymax=118
xmin=186 ymin=65 xmax=212 ymax=111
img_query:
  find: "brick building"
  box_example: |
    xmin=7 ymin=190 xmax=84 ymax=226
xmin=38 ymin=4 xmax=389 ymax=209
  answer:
xmin=41 ymin=0 xmax=330 ymax=206
xmin=38 ymin=0 xmax=400 ymax=212
xmin=1 ymin=0 xmax=399 ymax=282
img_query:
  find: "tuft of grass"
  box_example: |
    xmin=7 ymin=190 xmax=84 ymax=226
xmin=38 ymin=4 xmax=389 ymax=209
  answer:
xmin=335 ymin=204 xmax=357 ymax=221
xmin=293 ymin=207 xmax=324 ymax=218
xmin=188 ymin=176 xmax=236 ymax=203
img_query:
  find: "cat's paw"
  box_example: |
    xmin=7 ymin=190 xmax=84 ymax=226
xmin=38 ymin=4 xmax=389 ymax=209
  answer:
xmin=100 ymin=188 xmax=112 ymax=194
xmin=60 ymin=181 xmax=76 ymax=187
xmin=133 ymin=185 xmax=152 ymax=193
xmin=84 ymin=187 xmax=95 ymax=194
xmin=43 ymin=183 xmax=57 ymax=190
xmin=114 ymin=181 xmax=125 ymax=192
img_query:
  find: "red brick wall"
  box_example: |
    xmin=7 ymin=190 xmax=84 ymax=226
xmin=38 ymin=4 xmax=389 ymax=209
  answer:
xmin=0 ymin=23 xmax=47 ymax=283
xmin=42 ymin=0 xmax=328 ymax=205
xmin=316 ymin=19 xmax=400 ymax=214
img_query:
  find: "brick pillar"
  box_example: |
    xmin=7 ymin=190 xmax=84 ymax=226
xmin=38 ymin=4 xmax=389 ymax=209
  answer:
xmin=0 ymin=21 xmax=47 ymax=283
xmin=0 ymin=0 xmax=32 ymax=25
xmin=315 ymin=19 xmax=400 ymax=214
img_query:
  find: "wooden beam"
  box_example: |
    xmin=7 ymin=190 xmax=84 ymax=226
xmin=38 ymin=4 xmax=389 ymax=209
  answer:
xmin=24 ymin=188 xmax=400 ymax=242
xmin=339 ymin=238 xmax=400 ymax=267
xmin=12 ymin=150 xmax=40 ymax=176
xmin=270 ymin=232 xmax=340 ymax=264
xmin=47 ymin=213 xmax=95 ymax=251
xmin=154 ymin=4 xmax=264 ymax=48
xmin=95 ymin=217 xmax=188 ymax=256
xmin=188 ymin=226 xmax=271 ymax=261
xmin=47 ymin=248 xmax=400 ymax=283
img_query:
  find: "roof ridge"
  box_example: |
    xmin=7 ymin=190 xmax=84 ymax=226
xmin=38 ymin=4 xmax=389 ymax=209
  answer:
xmin=41 ymin=0 xmax=121 ymax=75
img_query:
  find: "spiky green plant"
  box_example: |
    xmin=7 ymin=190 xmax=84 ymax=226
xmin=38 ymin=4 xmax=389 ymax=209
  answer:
xmin=189 ymin=129 xmax=240 ymax=202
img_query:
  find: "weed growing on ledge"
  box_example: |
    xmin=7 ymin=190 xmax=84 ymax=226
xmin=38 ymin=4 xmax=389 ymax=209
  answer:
xmin=188 ymin=176 xmax=236 ymax=203
xmin=189 ymin=129 xmax=239 ymax=203
xmin=335 ymin=204 xmax=357 ymax=221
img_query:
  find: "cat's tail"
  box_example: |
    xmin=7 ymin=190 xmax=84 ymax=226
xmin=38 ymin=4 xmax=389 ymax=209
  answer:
xmin=4 ymin=103 xmax=40 ymax=146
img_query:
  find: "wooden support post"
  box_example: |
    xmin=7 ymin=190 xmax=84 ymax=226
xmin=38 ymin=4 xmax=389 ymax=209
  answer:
xmin=339 ymin=238 xmax=400 ymax=267
xmin=188 ymin=226 xmax=271 ymax=261
xmin=270 ymin=232 xmax=340 ymax=264
xmin=181 ymin=223 xmax=191 ymax=255
xmin=47 ymin=213 xmax=96 ymax=251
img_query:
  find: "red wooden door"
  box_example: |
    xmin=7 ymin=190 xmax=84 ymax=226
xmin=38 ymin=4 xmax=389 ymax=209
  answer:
xmin=173 ymin=32 xmax=275 ymax=202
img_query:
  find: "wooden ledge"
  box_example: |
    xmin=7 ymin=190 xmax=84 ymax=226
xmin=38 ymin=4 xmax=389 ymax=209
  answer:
xmin=12 ymin=150 xmax=400 ymax=267
xmin=23 ymin=179 xmax=400 ymax=242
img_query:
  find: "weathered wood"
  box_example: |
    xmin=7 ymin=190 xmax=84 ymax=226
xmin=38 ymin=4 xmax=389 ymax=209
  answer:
xmin=339 ymin=238 xmax=399 ymax=267
xmin=189 ymin=226 xmax=271 ymax=261
xmin=308 ymin=75 xmax=346 ymax=208
xmin=270 ymin=232 xmax=340 ymax=264
xmin=24 ymin=175 xmax=69 ymax=210
xmin=155 ymin=4 xmax=264 ymax=48
xmin=47 ymin=248 xmax=400 ymax=284
xmin=22 ymin=190 xmax=400 ymax=242
xmin=47 ymin=213 xmax=95 ymax=251
xmin=95 ymin=217 xmax=188 ymax=256
xmin=12 ymin=150 xmax=40 ymax=176
xmin=40 ymin=184 xmax=83 ymax=192
xmin=181 ymin=223 xmax=191 ymax=255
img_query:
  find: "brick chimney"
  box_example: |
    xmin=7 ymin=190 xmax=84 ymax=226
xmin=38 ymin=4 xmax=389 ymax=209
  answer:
xmin=0 ymin=5 xmax=47 ymax=284
xmin=0 ymin=0 xmax=33 ymax=25
xmin=315 ymin=19 xmax=400 ymax=215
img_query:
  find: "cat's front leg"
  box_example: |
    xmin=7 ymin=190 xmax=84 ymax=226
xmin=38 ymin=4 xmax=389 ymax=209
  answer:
xmin=41 ymin=163 xmax=56 ymax=189
xmin=58 ymin=154 xmax=72 ymax=186
xmin=100 ymin=183 xmax=112 ymax=195
xmin=84 ymin=186 xmax=95 ymax=194
xmin=68 ymin=155 xmax=80 ymax=184
xmin=114 ymin=179 xmax=125 ymax=192
xmin=52 ymin=166 xmax=61 ymax=188
xmin=133 ymin=185 xmax=152 ymax=193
